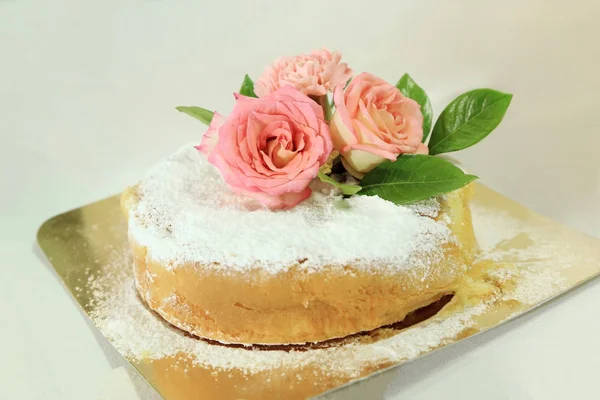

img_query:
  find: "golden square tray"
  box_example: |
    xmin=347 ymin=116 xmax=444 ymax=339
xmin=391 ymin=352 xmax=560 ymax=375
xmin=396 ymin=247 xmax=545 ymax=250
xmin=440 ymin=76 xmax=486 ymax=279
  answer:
xmin=37 ymin=184 xmax=600 ymax=400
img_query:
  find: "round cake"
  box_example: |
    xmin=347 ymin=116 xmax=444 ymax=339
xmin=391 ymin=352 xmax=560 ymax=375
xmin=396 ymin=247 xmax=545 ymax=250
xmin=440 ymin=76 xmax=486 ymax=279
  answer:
xmin=122 ymin=145 xmax=476 ymax=345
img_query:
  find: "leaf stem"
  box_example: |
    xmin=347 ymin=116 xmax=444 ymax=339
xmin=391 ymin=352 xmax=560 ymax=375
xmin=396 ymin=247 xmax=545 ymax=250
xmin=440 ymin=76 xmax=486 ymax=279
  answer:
xmin=318 ymin=95 xmax=332 ymax=121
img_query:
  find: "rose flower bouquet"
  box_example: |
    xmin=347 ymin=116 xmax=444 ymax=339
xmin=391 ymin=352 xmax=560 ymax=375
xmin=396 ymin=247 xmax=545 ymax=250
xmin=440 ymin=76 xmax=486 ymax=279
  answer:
xmin=177 ymin=49 xmax=512 ymax=209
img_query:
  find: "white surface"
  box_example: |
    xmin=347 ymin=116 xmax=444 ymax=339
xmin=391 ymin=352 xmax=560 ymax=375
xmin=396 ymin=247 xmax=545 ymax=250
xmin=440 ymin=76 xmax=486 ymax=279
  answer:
xmin=1 ymin=0 xmax=599 ymax=399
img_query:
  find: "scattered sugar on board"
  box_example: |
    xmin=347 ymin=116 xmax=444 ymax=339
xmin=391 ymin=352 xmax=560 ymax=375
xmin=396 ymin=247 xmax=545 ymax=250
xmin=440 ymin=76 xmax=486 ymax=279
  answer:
xmin=471 ymin=204 xmax=570 ymax=304
xmin=90 ymin=250 xmax=490 ymax=376
xmin=126 ymin=145 xmax=451 ymax=274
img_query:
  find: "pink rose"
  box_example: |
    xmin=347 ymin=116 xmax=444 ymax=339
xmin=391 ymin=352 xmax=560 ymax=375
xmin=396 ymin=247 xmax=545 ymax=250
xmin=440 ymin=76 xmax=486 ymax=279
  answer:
xmin=330 ymin=72 xmax=426 ymax=178
xmin=197 ymin=86 xmax=333 ymax=209
xmin=254 ymin=49 xmax=353 ymax=98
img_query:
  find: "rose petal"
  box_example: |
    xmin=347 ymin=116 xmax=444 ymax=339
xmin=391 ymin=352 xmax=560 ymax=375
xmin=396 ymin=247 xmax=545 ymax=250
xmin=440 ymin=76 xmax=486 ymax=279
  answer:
xmin=416 ymin=143 xmax=429 ymax=155
xmin=342 ymin=148 xmax=387 ymax=177
xmin=195 ymin=112 xmax=226 ymax=156
xmin=238 ymin=186 xmax=312 ymax=210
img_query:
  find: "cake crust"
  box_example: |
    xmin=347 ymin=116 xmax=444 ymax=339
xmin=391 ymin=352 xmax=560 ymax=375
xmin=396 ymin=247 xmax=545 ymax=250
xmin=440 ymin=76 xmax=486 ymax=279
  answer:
xmin=127 ymin=234 xmax=464 ymax=345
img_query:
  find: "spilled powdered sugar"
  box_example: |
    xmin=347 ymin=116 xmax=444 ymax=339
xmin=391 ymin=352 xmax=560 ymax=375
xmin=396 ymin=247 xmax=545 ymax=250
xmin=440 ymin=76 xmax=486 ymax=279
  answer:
xmin=90 ymin=248 xmax=490 ymax=376
xmin=126 ymin=145 xmax=451 ymax=273
xmin=471 ymin=204 xmax=571 ymax=305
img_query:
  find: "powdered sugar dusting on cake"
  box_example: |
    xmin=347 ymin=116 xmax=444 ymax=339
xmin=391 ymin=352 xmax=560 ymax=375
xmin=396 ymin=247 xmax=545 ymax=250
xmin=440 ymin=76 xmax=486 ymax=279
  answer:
xmin=126 ymin=145 xmax=451 ymax=273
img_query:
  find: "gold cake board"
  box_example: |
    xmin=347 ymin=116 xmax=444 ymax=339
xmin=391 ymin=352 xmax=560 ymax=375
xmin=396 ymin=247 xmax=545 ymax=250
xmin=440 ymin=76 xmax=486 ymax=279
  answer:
xmin=37 ymin=184 xmax=600 ymax=399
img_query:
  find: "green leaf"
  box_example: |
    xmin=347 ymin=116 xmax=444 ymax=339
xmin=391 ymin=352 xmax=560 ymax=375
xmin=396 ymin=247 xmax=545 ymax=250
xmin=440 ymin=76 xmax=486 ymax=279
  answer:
xmin=428 ymin=88 xmax=512 ymax=155
xmin=318 ymin=172 xmax=362 ymax=196
xmin=240 ymin=74 xmax=257 ymax=98
xmin=396 ymin=74 xmax=433 ymax=142
xmin=176 ymin=106 xmax=214 ymax=126
xmin=358 ymin=155 xmax=477 ymax=205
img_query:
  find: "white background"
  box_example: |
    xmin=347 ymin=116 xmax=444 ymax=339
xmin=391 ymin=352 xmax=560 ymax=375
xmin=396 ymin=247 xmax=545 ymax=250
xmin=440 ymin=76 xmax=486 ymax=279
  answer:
xmin=1 ymin=0 xmax=599 ymax=399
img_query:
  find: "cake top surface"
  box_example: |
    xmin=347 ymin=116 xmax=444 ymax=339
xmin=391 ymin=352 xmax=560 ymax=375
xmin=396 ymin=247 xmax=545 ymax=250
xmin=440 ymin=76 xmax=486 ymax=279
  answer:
xmin=126 ymin=145 xmax=454 ymax=274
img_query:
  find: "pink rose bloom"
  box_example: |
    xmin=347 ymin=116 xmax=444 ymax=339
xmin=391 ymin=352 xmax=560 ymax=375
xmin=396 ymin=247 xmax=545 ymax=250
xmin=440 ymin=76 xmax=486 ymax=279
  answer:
xmin=254 ymin=49 xmax=353 ymax=98
xmin=197 ymin=86 xmax=333 ymax=209
xmin=330 ymin=72 xmax=426 ymax=179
